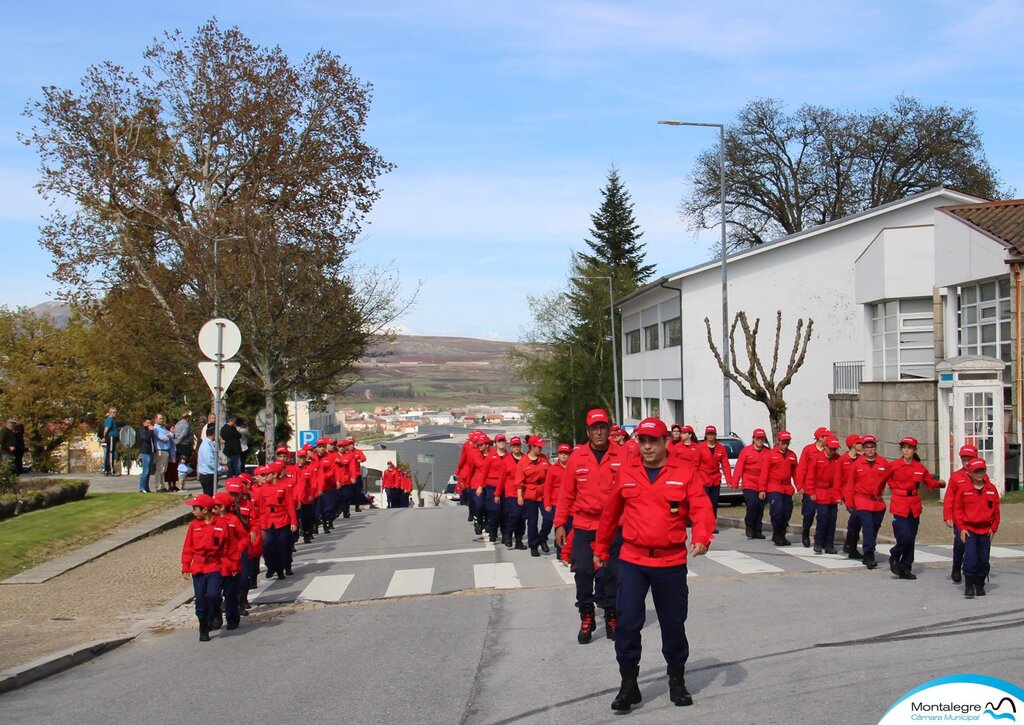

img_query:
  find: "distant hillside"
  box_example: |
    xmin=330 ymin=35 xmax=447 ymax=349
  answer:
xmin=28 ymin=301 xmax=72 ymax=328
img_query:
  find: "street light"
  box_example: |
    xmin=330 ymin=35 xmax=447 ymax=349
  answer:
xmin=657 ymin=119 xmax=732 ymax=434
xmin=572 ymin=275 xmax=621 ymax=424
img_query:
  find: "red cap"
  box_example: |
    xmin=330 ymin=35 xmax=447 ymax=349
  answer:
xmin=557 ymin=443 xmax=571 ymax=453
xmin=494 ymin=433 xmax=507 ymax=442
xmin=635 ymin=417 xmax=668 ymax=438
xmin=319 ymin=438 xmax=333 ymax=446
xmin=825 ymin=436 xmax=841 ymax=449
xmin=814 ymin=427 xmax=831 ymax=439
xmin=238 ymin=473 xmax=253 ymax=485
xmin=752 ymin=428 xmax=767 ymax=439
xmin=477 ymin=433 xmax=492 ymax=445
xmin=681 ymin=425 xmax=694 ymax=434
xmin=254 ymin=465 xmax=272 ymax=476
xmin=959 ymin=445 xmax=978 ymax=459
xmin=861 ymin=435 xmax=878 ymax=445
xmin=585 ymin=409 xmax=610 ymax=426
xmin=670 ymin=423 xmax=682 ymax=431
xmin=296 ymin=449 xmax=308 ymax=458
xmin=845 ymin=434 xmax=862 ymax=449
xmin=509 ymin=436 xmax=522 ymax=445
xmin=225 ymin=481 xmax=245 ymax=494
xmin=275 ymin=446 xmax=289 ymax=454
xmin=705 ymin=425 xmax=717 ymax=435
xmin=778 ymin=431 xmax=792 ymax=441
xmin=527 ymin=435 xmax=546 ymax=448
xmin=185 ymin=494 xmax=216 ymax=509
xmin=269 ymin=461 xmax=286 ymax=473
xmin=213 ymin=492 xmax=234 ymax=507
xmin=301 ymin=443 xmax=314 ymax=452
xmin=610 ymin=425 xmax=622 ymax=434
xmin=899 ymin=436 xmax=919 ymax=448
xmin=386 ymin=460 xmax=395 ymax=467
xmin=967 ymin=457 xmax=987 ymax=472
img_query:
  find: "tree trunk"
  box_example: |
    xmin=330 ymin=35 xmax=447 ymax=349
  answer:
xmin=768 ymin=406 xmax=786 ymax=443
xmin=264 ymin=386 xmax=276 ymax=462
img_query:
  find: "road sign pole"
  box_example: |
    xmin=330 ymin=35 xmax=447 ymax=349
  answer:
xmin=214 ymin=322 xmax=224 ymax=494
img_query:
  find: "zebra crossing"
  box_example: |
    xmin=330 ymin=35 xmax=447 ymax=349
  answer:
xmin=247 ymin=542 xmax=1024 ymax=606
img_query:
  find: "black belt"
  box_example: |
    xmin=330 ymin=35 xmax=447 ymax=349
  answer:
xmin=895 ymin=489 xmax=918 ymax=496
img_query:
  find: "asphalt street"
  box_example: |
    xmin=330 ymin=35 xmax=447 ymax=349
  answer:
xmin=2 ymin=506 xmax=1022 ymax=724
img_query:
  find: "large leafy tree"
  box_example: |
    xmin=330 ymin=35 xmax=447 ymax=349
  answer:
xmin=22 ymin=20 xmax=406 ymax=452
xmin=683 ymin=96 xmax=1006 ymax=251
xmin=512 ymin=167 xmax=653 ymax=443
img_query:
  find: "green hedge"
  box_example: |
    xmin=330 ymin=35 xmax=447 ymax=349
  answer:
xmin=0 ymin=480 xmax=90 ymax=521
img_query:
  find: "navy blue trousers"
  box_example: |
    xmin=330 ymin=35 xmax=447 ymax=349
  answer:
xmin=703 ymin=485 xmax=721 ymax=519
xmin=890 ymin=514 xmax=920 ymax=572
xmin=539 ymin=505 xmax=554 ymax=546
xmin=615 ymin=560 xmax=690 ymax=671
xmin=321 ymin=488 xmax=338 ymax=523
xmin=800 ymin=493 xmax=815 ymax=530
xmin=262 ymin=526 xmax=290 ymax=575
xmin=962 ymin=532 xmax=992 ymax=579
xmin=768 ymin=492 xmax=794 ymax=530
xmin=222 ymin=573 xmax=240 ymax=627
xmin=339 ymin=485 xmax=354 ymax=517
xmin=523 ymin=500 xmax=545 ymax=548
xmin=299 ymin=503 xmax=315 ymax=538
xmin=470 ymin=490 xmax=485 ymax=527
xmin=845 ymin=507 xmax=862 ymax=546
xmin=503 ymin=498 xmax=524 ymax=539
xmin=857 ymin=509 xmax=885 ymax=556
xmin=572 ymin=528 xmax=620 ymax=612
xmin=743 ymin=489 xmax=764 ymax=534
xmin=192 ymin=572 xmax=223 ymax=621
xmin=814 ymin=503 xmax=838 ymax=548
xmin=952 ymin=525 xmax=965 ymax=572
xmin=484 ymin=486 xmax=502 ymax=537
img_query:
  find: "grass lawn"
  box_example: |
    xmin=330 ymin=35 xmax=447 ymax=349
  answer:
xmin=0 ymin=493 xmax=182 ymax=580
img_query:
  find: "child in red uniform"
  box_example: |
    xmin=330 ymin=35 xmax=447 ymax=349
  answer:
xmin=180 ymin=493 xmax=228 ymax=641
xmin=954 ymin=457 xmax=1000 ymax=598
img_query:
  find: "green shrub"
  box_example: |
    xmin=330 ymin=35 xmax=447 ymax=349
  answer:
xmin=0 ymin=480 xmax=89 ymax=521
xmin=0 ymin=460 xmax=17 ymax=494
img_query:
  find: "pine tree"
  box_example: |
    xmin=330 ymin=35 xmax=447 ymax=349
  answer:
xmin=576 ymin=165 xmax=656 ymax=284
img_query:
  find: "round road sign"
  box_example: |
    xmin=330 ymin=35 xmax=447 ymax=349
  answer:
xmin=198 ymin=318 xmax=242 ymax=360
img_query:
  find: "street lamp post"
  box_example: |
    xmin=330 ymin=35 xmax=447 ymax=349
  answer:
xmin=572 ymin=275 xmax=621 ymax=424
xmin=657 ymin=120 xmax=732 ymax=434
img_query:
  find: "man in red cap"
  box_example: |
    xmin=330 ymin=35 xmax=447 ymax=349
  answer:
xmin=181 ymin=493 xmax=227 ymax=642
xmin=696 ymin=425 xmax=732 ymax=526
xmin=211 ymin=491 xmax=246 ymax=630
xmin=292 ymin=450 xmax=318 ymax=543
xmin=733 ymin=428 xmax=770 ymax=539
xmin=455 ymin=432 xmax=481 ymax=521
xmin=759 ymin=431 xmax=798 ymax=545
xmin=474 ymin=433 xmax=509 ymax=543
xmin=317 ymin=439 xmax=340 ymax=532
xmin=954 ymin=457 xmax=1000 ymax=597
xmin=544 ymin=443 xmax=572 ymax=559
xmin=878 ymin=436 xmax=944 ymax=580
xmin=795 ymin=427 xmax=831 ymax=547
xmin=944 ymin=444 xmax=978 ymax=583
xmin=595 ymin=416 xmax=713 ymax=711
xmin=336 ymin=439 xmax=357 ymax=519
xmin=809 ymin=436 xmax=843 ymax=554
xmin=501 ymin=436 xmax=525 ymax=548
xmin=555 ymin=408 xmax=625 ymax=644
xmin=837 ymin=434 xmax=864 ymax=559
xmin=516 ymin=435 xmax=550 ymax=556
xmin=347 ymin=438 xmax=369 ymax=511
xmin=849 ymin=435 xmax=887 ymax=569
xmin=258 ymin=464 xmax=298 ymax=580
xmin=382 ymin=460 xmax=399 ymax=509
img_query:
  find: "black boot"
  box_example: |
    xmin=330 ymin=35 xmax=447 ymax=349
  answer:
xmin=540 ymin=541 xmax=550 ymax=554
xmin=842 ymin=530 xmax=853 ymax=554
xmin=502 ymin=532 xmax=512 ymax=548
xmin=474 ymin=522 xmax=483 ymax=535
xmin=975 ymin=576 xmax=987 ymax=596
xmin=863 ymin=551 xmax=877 ymax=569
xmin=578 ymin=607 xmax=595 ymax=644
xmin=668 ymin=664 xmax=693 ymax=706
xmin=530 ymin=547 xmax=540 ymax=557
xmin=889 ymin=554 xmax=900 ymax=575
xmin=752 ymin=529 xmax=765 ymax=539
xmin=210 ymin=610 xmax=223 ymax=630
xmin=801 ymin=527 xmax=811 ymax=548
xmin=604 ymin=609 xmax=617 ymax=641
xmin=514 ymin=537 xmax=527 ymax=550
xmin=848 ymin=546 xmax=863 ymax=560
xmin=771 ymin=526 xmax=784 ymax=546
xmin=198 ymin=617 xmax=211 ymax=642
xmin=610 ymin=665 xmax=642 ymax=711
xmin=964 ymin=576 xmax=976 ymax=599
xmin=489 ymin=532 xmax=498 ymax=543
xmin=951 ymin=566 xmax=962 ymax=584
xmin=745 ymin=526 xmax=754 ymax=539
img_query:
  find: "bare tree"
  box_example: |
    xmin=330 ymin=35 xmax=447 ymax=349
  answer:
xmin=704 ymin=311 xmax=814 ymax=437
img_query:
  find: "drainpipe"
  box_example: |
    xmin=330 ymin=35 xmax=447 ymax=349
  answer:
xmin=660 ymin=279 xmax=685 ymax=422
xmin=1012 ymin=259 xmax=1024 ymax=488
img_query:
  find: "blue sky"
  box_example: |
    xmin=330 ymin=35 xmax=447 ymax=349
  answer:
xmin=2 ymin=1 xmax=1023 ymax=340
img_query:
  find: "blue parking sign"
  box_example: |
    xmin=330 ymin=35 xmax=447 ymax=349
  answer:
xmin=298 ymin=430 xmax=320 ymax=448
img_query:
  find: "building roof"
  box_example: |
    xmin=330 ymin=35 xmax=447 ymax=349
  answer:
xmin=939 ymin=199 xmax=1024 ymax=255
xmin=617 ymin=186 xmax=986 ymax=307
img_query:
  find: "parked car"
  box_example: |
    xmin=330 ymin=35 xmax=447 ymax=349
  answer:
xmin=445 ymin=475 xmax=459 ymax=502
xmin=708 ymin=434 xmax=746 ymax=505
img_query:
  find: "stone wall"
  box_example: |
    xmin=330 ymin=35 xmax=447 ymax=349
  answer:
xmin=829 ymin=381 xmax=939 ymax=472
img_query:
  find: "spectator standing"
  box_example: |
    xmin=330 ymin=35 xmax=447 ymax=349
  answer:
xmin=237 ymin=419 xmax=251 ymax=464
xmin=220 ymin=417 xmax=243 ymax=477
xmin=101 ymin=408 xmax=119 ymax=475
xmin=137 ymin=416 xmax=154 ymax=493
xmin=173 ymin=411 xmax=194 ymax=462
xmin=152 ymin=413 xmax=173 ymax=491
xmin=197 ymin=423 xmax=219 ymax=496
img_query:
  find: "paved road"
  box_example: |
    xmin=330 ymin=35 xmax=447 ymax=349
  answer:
xmin=3 ymin=506 xmax=1022 ymax=724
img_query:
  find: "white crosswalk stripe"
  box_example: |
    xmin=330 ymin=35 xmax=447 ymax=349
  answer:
xmin=705 ymin=550 xmax=784 ymax=574
xmin=777 ymin=548 xmax=862 ymax=569
xmin=551 ymin=559 xmax=575 ymax=585
xmin=385 ymin=568 xmax=435 ymax=597
xmin=908 ymin=550 xmax=951 ymax=563
xmin=989 ymin=546 xmax=1024 ymax=559
xmin=474 ymin=562 xmax=521 ymax=589
xmin=297 ymin=574 xmax=354 ymax=603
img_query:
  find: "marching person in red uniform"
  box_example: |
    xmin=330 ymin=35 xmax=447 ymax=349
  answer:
xmin=258 ymin=464 xmax=298 ymax=580
xmin=317 ymin=439 xmax=339 ymax=531
xmin=348 ymin=438 xmax=369 ymax=510
xmin=555 ymin=409 xmax=626 ymax=644
xmin=611 ymin=426 xmax=640 ymax=462
xmin=759 ymin=431 xmax=798 ymax=545
xmin=467 ymin=433 xmax=490 ymax=536
xmin=943 ymin=445 xmax=977 ymax=583
xmin=501 ymin=436 xmax=525 ymax=548
xmin=878 ymin=436 xmax=944 ymax=580
xmin=954 ymin=457 xmax=1000 ymax=598
xmin=212 ymin=491 xmax=246 ymax=631
xmin=732 ymin=428 xmax=769 ymax=539
xmin=336 ymin=439 xmax=356 ymax=519
xmin=544 ymin=443 xmax=571 ymax=560
xmin=668 ymin=425 xmax=701 ymax=472
xmin=837 ymin=434 xmax=864 ymax=559
xmin=849 ymin=435 xmax=887 ymax=570
xmin=594 ymin=417 xmax=713 ymax=711
xmin=382 ymin=460 xmax=399 ymax=509
xmin=515 ymin=435 xmax=550 ymax=556
xmin=398 ymin=466 xmax=413 ymax=507
xmin=475 ymin=433 xmax=509 ymax=543
xmin=796 ymin=427 xmax=830 ymax=547
xmin=293 ymin=450 xmax=318 ymax=543
xmin=181 ymin=493 xmax=228 ymax=642
xmin=226 ymin=478 xmax=256 ymax=615
xmin=455 ymin=431 xmax=481 ymax=520
xmin=696 ymin=425 xmax=731 ymax=526
xmin=808 ymin=436 xmax=842 ymax=554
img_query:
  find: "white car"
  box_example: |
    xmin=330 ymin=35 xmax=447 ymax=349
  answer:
xmin=445 ymin=475 xmax=459 ymax=501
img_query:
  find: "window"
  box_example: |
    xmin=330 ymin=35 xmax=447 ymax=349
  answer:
xmin=663 ymin=318 xmax=681 ymax=347
xmin=644 ymin=324 xmax=659 ymax=351
xmin=871 ymin=298 xmax=934 ymax=381
xmin=958 ymin=278 xmax=1012 ymax=405
xmin=627 ymin=397 xmax=642 ymax=419
xmin=645 ymin=398 xmax=660 ymax=418
xmin=625 ymin=329 xmax=641 ymax=354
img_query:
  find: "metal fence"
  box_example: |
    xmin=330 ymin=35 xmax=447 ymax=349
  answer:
xmin=833 ymin=361 xmax=863 ymax=394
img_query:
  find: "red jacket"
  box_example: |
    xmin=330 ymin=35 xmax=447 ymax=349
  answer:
xmin=398 ymin=471 xmax=412 ymax=493
xmin=350 ymin=448 xmax=366 ymax=481
xmin=318 ymin=452 xmax=339 ymax=491
xmin=293 ymin=464 xmax=318 ymax=505
xmin=336 ymin=451 xmax=355 ymax=486
xmin=835 ymin=452 xmax=860 ymax=507
xmin=668 ymin=441 xmax=702 ymax=479
xmin=261 ymin=480 xmax=298 ymax=529
xmin=696 ymin=441 xmax=733 ymax=488
xmin=943 ymin=468 xmax=971 ymax=522
xmin=237 ymin=498 xmax=261 ymax=558
xmin=795 ymin=443 xmax=824 ymax=494
xmin=594 ymin=457 xmax=714 ymax=567
xmin=850 ymin=455 xmax=890 ymax=512
xmin=181 ymin=518 xmax=228 ymax=575
xmin=217 ymin=511 xmax=246 ymax=576
xmin=458 ymin=447 xmax=485 ymax=495
xmin=732 ymin=445 xmax=768 ymax=491
xmin=515 ymin=453 xmax=550 ymax=502
xmin=554 ymin=444 xmax=626 ymax=531
xmin=501 ymin=454 xmax=522 ymax=498
xmin=455 ymin=441 xmax=477 ymax=494
xmin=544 ymin=462 xmax=566 ymax=509
xmin=382 ymin=467 xmax=398 ymax=489
xmin=473 ymin=449 xmax=506 ymax=490
xmin=953 ymin=479 xmax=1000 ymax=535
xmin=806 ymin=451 xmax=842 ymax=504
xmin=879 ymin=458 xmax=942 ymax=518
xmin=759 ymin=446 xmax=798 ymax=494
